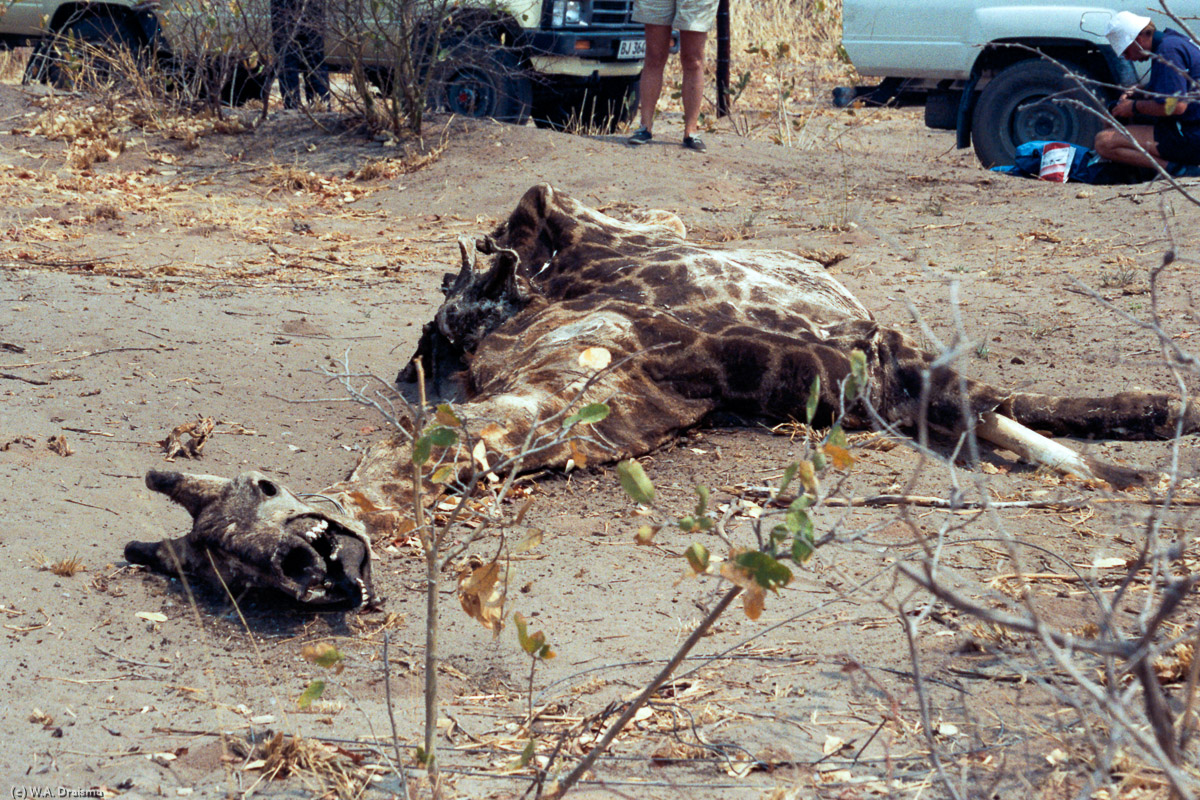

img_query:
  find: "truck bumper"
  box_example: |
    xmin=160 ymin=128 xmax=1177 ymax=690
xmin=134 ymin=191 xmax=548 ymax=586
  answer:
xmin=525 ymin=30 xmax=645 ymax=61
xmin=529 ymin=53 xmax=643 ymax=78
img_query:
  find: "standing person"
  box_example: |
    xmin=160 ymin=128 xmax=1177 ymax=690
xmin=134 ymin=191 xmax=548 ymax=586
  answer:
xmin=271 ymin=0 xmax=331 ymax=110
xmin=626 ymin=0 xmax=717 ymax=152
xmin=1093 ymin=11 xmax=1200 ymax=170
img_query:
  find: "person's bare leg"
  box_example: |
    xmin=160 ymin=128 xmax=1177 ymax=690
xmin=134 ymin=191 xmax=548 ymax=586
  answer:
xmin=1094 ymin=125 xmax=1168 ymax=168
xmin=679 ymin=30 xmax=707 ymax=138
xmin=637 ymin=24 xmax=673 ymax=133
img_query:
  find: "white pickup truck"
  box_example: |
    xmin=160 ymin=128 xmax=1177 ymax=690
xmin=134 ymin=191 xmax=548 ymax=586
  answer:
xmin=838 ymin=1 xmax=1200 ymax=165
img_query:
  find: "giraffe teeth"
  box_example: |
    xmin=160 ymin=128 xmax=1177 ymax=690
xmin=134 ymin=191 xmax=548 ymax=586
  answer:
xmin=301 ymin=519 xmax=329 ymax=541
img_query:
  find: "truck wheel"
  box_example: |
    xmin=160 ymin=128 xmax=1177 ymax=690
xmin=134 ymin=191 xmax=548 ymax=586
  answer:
xmin=533 ymin=77 xmax=639 ymax=133
xmin=971 ymin=59 xmax=1104 ymax=167
xmin=435 ymin=39 xmax=532 ymax=124
xmin=37 ymin=15 xmax=141 ymax=90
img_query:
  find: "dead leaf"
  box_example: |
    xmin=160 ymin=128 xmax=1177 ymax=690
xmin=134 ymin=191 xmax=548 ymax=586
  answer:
xmin=513 ymin=528 xmax=543 ymax=554
xmin=472 ymin=440 xmax=490 ymax=472
xmin=577 ymin=347 xmax=611 ymax=370
xmin=47 ymin=434 xmax=73 ymax=456
xmin=823 ymin=735 xmax=847 ymax=756
xmin=160 ymin=417 xmax=214 ymax=461
xmin=823 ymin=443 xmax=855 ymax=470
xmin=457 ymin=557 xmax=506 ymax=633
xmin=720 ymin=558 xmax=769 ymax=620
xmin=568 ymin=438 xmax=588 ymax=469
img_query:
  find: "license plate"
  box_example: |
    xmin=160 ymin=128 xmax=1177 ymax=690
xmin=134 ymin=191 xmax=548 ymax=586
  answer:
xmin=617 ymin=39 xmax=646 ymax=59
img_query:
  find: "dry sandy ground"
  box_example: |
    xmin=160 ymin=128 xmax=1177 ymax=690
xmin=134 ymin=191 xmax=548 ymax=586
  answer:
xmin=2 ymin=80 xmax=1200 ymax=799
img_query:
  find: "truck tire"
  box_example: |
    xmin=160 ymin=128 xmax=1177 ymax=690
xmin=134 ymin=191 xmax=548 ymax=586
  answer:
xmin=924 ymin=90 xmax=960 ymax=130
xmin=971 ymin=59 xmax=1104 ymax=167
xmin=435 ymin=39 xmax=532 ymax=124
xmin=532 ymin=76 xmax=639 ymax=133
xmin=37 ymin=14 xmax=141 ymax=90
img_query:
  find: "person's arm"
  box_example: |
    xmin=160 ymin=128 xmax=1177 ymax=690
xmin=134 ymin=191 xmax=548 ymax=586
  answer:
xmin=1129 ymin=96 xmax=1188 ymax=116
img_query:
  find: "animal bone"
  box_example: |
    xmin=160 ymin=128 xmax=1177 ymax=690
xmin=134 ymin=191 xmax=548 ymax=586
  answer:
xmin=128 ymin=470 xmax=378 ymax=609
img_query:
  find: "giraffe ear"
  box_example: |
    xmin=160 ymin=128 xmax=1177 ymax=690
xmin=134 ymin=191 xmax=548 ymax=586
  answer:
xmin=447 ymin=238 xmax=477 ymax=295
xmin=145 ymin=470 xmax=230 ymax=519
xmin=480 ymin=248 xmax=528 ymax=302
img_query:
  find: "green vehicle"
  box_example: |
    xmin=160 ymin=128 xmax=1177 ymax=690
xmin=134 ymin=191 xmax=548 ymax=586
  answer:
xmin=2 ymin=0 xmax=647 ymax=127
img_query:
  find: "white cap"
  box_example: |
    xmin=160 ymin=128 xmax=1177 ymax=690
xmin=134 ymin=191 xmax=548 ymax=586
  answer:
xmin=1105 ymin=11 xmax=1152 ymax=55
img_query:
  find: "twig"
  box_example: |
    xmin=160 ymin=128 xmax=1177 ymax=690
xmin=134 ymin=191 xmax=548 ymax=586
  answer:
xmin=546 ymin=585 xmax=742 ymax=798
xmin=383 ymin=631 xmax=411 ymax=800
xmin=0 ymin=371 xmax=48 ymax=385
xmin=728 ymin=486 xmax=1200 ymax=509
xmin=898 ymin=562 xmax=1130 ymax=657
xmin=94 ymin=645 xmax=172 ymax=669
xmin=64 ymin=498 xmax=120 ymax=515
xmin=1 ymin=346 xmax=162 ymax=369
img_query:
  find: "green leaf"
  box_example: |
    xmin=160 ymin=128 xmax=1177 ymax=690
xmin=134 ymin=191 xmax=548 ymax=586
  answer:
xmin=792 ymin=530 xmax=815 ymax=564
xmin=430 ymin=464 xmax=457 ymax=484
xmin=301 ymin=642 xmax=345 ymax=670
xmin=412 ymin=435 xmax=432 ymax=465
xmin=563 ymin=402 xmax=610 ymax=429
xmin=296 ymin=679 xmax=325 ymax=709
xmin=510 ymin=739 xmax=536 ymax=768
xmin=434 ymin=404 xmax=461 ymax=427
xmin=811 ymin=448 xmax=827 ymax=471
xmin=514 ymin=613 xmax=552 ymax=659
xmin=805 ymin=375 xmax=820 ymax=424
xmin=427 ymin=426 xmax=457 ymax=447
xmin=617 ymin=460 xmax=655 ymax=505
xmin=684 ymin=543 xmax=710 ymax=575
xmin=514 ymin=612 xmax=532 ymax=651
xmin=827 ymin=424 xmax=848 ymax=448
xmin=796 ymin=460 xmax=818 ymax=494
xmin=778 ymin=462 xmax=799 ymax=495
xmin=785 ymin=502 xmax=813 ymax=541
xmin=844 ymin=349 xmax=868 ymax=400
xmin=693 ymin=486 xmax=710 ymax=517
xmin=734 ymin=551 xmax=793 ymax=593
xmin=635 ymin=524 xmax=660 ymax=545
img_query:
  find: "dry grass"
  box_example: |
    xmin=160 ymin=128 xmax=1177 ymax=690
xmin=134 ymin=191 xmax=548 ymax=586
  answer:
xmin=31 ymin=551 xmax=86 ymax=577
xmin=650 ymin=0 xmax=854 ymax=143
xmin=247 ymin=732 xmax=374 ymax=799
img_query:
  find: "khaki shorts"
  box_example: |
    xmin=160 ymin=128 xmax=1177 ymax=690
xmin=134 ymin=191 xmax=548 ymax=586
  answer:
xmin=632 ymin=0 xmax=718 ymax=32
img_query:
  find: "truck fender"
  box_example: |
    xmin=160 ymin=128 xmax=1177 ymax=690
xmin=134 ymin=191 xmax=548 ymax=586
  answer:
xmin=130 ymin=5 xmax=163 ymax=51
xmin=970 ymin=6 xmax=1112 ymax=47
xmin=48 ymin=2 xmax=160 ymax=49
xmin=1100 ymin=45 xmax=1138 ymax=87
xmin=955 ymin=72 xmax=979 ymax=150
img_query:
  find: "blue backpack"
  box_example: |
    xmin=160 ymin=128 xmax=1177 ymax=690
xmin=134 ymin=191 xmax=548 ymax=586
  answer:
xmin=991 ymin=141 xmax=1158 ymax=184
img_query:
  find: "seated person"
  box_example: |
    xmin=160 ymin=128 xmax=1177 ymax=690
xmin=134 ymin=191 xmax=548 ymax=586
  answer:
xmin=1093 ymin=12 xmax=1200 ymax=170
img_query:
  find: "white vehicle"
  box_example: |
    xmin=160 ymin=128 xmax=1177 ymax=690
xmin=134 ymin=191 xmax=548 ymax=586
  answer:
xmin=838 ymin=0 xmax=1200 ymax=165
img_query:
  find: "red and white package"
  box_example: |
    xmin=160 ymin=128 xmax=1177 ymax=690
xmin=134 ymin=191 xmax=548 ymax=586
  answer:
xmin=1038 ymin=142 xmax=1076 ymax=182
